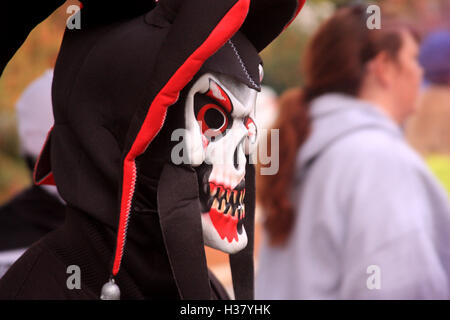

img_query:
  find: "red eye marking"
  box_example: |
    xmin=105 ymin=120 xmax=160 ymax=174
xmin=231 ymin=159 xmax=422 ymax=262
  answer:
xmin=206 ymin=80 xmax=232 ymax=113
xmin=245 ymin=117 xmax=256 ymax=139
xmin=201 ymin=135 xmax=209 ymax=148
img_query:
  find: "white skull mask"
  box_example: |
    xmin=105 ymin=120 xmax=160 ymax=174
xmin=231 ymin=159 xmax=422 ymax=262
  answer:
xmin=184 ymin=71 xmax=261 ymax=254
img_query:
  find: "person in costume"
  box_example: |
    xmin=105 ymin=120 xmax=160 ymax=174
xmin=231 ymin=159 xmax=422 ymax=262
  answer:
xmin=0 ymin=0 xmax=305 ymax=299
xmin=0 ymin=69 xmax=65 ymax=278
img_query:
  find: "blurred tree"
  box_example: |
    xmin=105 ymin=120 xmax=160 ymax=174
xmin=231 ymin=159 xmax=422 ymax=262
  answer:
xmin=0 ymin=2 xmax=74 ymax=202
xmin=261 ymin=27 xmax=309 ymax=94
xmin=260 ymin=0 xmax=337 ymax=94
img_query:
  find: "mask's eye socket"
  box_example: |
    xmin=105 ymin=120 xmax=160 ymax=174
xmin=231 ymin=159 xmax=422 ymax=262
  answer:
xmin=196 ymin=103 xmax=229 ymax=140
xmin=194 ymin=80 xmax=233 ymax=142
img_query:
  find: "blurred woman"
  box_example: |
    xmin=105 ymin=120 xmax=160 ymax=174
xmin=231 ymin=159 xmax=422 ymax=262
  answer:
xmin=256 ymin=5 xmax=450 ymax=299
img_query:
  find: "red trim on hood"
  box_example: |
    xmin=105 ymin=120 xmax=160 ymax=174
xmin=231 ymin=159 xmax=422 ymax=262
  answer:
xmin=33 ymin=126 xmax=56 ymax=186
xmin=112 ymin=0 xmax=251 ymax=276
xmin=284 ymin=0 xmax=306 ymax=30
xmin=35 ymin=172 xmax=56 ymax=186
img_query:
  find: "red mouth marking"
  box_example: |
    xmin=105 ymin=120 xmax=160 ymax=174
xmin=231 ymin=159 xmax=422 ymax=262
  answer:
xmin=209 ymin=207 xmax=239 ymax=243
xmin=206 ymin=182 xmax=245 ymax=243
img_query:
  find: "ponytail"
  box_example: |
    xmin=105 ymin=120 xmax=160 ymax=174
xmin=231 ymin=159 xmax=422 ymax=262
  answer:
xmin=257 ymin=88 xmax=311 ymax=246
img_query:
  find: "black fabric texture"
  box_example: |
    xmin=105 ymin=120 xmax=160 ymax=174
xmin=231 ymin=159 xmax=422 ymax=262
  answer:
xmin=241 ymin=0 xmax=300 ymax=52
xmin=201 ymin=31 xmax=262 ymax=91
xmin=157 ymin=163 xmax=211 ymax=299
xmin=0 ymin=186 xmax=65 ymax=251
xmin=0 ymin=205 xmax=228 ymax=299
xmin=50 ymin=13 xmax=167 ymax=229
xmin=1 ymin=0 xmax=157 ymax=76
xmin=229 ymin=162 xmax=256 ymax=299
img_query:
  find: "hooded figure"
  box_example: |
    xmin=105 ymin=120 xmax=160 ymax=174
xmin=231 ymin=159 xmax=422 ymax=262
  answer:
xmin=0 ymin=0 xmax=305 ymax=299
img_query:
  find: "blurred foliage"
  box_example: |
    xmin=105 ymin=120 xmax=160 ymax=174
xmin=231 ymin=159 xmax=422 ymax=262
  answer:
xmin=0 ymin=3 xmax=72 ymax=203
xmin=427 ymin=155 xmax=450 ymax=198
xmin=0 ymin=111 xmax=20 ymax=159
xmin=0 ymin=153 xmax=30 ymax=204
xmin=0 ymin=9 xmax=68 ymax=112
xmin=260 ymin=0 xmax=449 ymax=94
xmin=260 ymin=0 xmax=382 ymax=94
xmin=0 ymin=110 xmax=29 ymax=204
xmin=261 ymin=27 xmax=309 ymax=94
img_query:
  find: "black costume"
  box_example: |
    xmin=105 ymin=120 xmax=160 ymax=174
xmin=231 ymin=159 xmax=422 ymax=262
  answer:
xmin=0 ymin=0 xmax=304 ymax=299
xmin=0 ymin=185 xmax=65 ymax=277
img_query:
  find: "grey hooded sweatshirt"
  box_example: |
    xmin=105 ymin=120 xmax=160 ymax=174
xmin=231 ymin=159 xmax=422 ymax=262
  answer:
xmin=256 ymin=93 xmax=450 ymax=299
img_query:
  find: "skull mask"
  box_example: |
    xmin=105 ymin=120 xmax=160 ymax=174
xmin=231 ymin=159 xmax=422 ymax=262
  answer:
xmin=184 ymin=67 xmax=262 ymax=254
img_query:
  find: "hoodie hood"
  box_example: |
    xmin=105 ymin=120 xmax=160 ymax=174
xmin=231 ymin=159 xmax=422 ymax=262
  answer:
xmin=297 ymin=93 xmax=403 ymax=172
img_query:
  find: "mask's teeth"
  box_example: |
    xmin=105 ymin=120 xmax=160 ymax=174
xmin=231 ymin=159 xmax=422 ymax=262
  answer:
xmin=219 ymin=187 xmax=225 ymax=199
xmin=226 ymin=190 xmax=231 ymax=202
xmin=219 ymin=198 xmax=226 ymax=213
xmin=207 ymin=197 xmax=214 ymax=210
xmin=239 ymin=190 xmax=244 ymax=205
xmin=225 ymin=204 xmax=232 ymax=216
xmin=212 ymin=198 xmax=219 ymax=210
xmin=235 ymin=204 xmax=245 ymax=220
xmin=233 ymin=190 xmax=238 ymax=204
xmin=210 ymin=184 xmax=216 ymax=197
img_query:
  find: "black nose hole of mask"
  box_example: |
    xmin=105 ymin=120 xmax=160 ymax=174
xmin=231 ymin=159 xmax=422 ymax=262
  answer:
xmin=233 ymin=146 xmax=239 ymax=170
xmin=233 ymin=139 xmax=246 ymax=171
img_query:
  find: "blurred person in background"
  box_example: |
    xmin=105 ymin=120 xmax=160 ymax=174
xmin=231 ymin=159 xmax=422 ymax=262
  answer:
xmin=0 ymin=69 xmax=65 ymax=278
xmin=256 ymin=5 xmax=450 ymax=299
xmin=255 ymin=85 xmax=279 ymax=131
xmin=405 ymin=30 xmax=450 ymax=195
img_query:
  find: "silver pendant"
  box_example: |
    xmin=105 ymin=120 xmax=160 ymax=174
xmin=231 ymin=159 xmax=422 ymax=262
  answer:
xmin=100 ymin=278 xmax=120 ymax=300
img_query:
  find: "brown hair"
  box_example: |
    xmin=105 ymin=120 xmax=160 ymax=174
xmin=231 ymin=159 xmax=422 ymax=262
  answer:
xmin=257 ymin=5 xmax=419 ymax=246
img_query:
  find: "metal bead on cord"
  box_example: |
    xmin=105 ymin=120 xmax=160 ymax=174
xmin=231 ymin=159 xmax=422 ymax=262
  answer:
xmin=100 ymin=278 xmax=120 ymax=300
